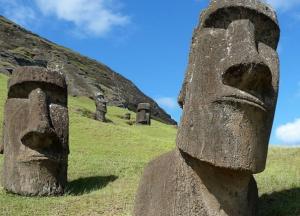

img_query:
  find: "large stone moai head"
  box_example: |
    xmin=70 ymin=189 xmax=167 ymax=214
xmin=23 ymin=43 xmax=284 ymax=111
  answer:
xmin=95 ymin=92 xmax=107 ymax=122
xmin=2 ymin=66 xmax=69 ymax=196
xmin=136 ymin=103 xmax=151 ymax=125
xmin=177 ymin=0 xmax=280 ymax=173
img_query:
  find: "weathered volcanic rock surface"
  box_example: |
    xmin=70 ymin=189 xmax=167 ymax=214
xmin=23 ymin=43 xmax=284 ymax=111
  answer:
xmin=0 ymin=16 xmax=176 ymax=125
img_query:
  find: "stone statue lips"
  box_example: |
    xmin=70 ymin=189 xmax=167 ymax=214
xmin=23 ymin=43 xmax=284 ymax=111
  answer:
xmin=217 ymin=93 xmax=267 ymax=112
xmin=216 ymin=62 xmax=273 ymax=112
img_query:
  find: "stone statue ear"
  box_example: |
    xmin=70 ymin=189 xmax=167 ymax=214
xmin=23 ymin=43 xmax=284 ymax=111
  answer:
xmin=178 ymin=86 xmax=185 ymax=109
xmin=178 ymin=68 xmax=193 ymax=109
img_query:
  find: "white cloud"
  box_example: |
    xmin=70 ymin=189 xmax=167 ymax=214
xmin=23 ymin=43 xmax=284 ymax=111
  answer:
xmin=156 ymin=97 xmax=178 ymax=109
xmin=265 ymin=0 xmax=300 ymax=11
xmin=0 ymin=0 xmax=130 ymax=37
xmin=276 ymin=118 xmax=300 ymax=144
xmin=0 ymin=0 xmax=36 ymax=26
xmin=34 ymin=0 xmax=129 ymax=37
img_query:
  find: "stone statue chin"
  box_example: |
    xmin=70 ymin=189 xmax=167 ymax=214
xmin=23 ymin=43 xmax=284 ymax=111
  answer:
xmin=134 ymin=0 xmax=280 ymax=215
xmin=2 ymin=66 xmax=69 ymax=196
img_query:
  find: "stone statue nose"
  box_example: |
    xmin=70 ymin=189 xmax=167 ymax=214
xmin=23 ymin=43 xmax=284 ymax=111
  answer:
xmin=21 ymin=88 xmax=58 ymax=150
xmin=224 ymin=19 xmax=269 ymax=82
xmin=227 ymin=19 xmax=258 ymax=62
xmin=223 ymin=20 xmax=272 ymax=101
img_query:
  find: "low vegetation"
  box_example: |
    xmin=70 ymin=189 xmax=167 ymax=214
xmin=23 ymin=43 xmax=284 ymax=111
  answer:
xmin=0 ymin=73 xmax=299 ymax=215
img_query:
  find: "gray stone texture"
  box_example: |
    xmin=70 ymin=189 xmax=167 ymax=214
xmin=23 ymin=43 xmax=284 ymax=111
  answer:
xmin=136 ymin=103 xmax=151 ymax=125
xmin=134 ymin=150 xmax=258 ymax=216
xmin=2 ymin=66 xmax=69 ymax=196
xmin=134 ymin=0 xmax=280 ymax=215
xmin=95 ymin=92 xmax=107 ymax=122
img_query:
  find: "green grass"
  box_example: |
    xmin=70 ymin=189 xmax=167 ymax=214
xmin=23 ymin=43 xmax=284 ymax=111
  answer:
xmin=0 ymin=73 xmax=299 ymax=215
xmin=256 ymin=148 xmax=300 ymax=215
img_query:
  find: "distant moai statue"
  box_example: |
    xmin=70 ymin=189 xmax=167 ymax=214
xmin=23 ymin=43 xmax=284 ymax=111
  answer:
xmin=134 ymin=1 xmax=280 ymax=215
xmin=95 ymin=92 xmax=107 ymax=122
xmin=136 ymin=103 xmax=151 ymax=125
xmin=2 ymin=66 xmax=69 ymax=196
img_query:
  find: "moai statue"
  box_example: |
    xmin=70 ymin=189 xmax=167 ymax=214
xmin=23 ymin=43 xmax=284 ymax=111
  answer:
xmin=134 ymin=1 xmax=280 ymax=215
xmin=136 ymin=103 xmax=151 ymax=125
xmin=95 ymin=92 xmax=107 ymax=122
xmin=2 ymin=66 xmax=69 ymax=196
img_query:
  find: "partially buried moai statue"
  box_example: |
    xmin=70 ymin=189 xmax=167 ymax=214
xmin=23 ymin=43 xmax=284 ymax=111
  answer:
xmin=2 ymin=66 xmax=69 ymax=196
xmin=95 ymin=92 xmax=107 ymax=122
xmin=136 ymin=103 xmax=151 ymax=125
xmin=134 ymin=0 xmax=280 ymax=215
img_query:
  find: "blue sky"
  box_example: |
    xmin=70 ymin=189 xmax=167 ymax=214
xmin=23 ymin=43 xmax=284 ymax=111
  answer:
xmin=0 ymin=0 xmax=300 ymax=146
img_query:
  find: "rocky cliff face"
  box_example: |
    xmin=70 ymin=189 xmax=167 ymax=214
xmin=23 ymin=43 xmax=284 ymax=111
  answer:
xmin=0 ymin=16 xmax=176 ymax=125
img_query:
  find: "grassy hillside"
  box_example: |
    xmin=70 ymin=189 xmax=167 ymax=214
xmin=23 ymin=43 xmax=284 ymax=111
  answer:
xmin=0 ymin=16 xmax=177 ymax=125
xmin=0 ymin=73 xmax=299 ymax=216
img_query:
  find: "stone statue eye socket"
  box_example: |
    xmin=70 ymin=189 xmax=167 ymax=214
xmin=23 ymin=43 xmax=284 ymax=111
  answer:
xmin=47 ymin=92 xmax=67 ymax=106
xmin=203 ymin=7 xmax=280 ymax=49
xmin=8 ymin=82 xmax=67 ymax=106
xmin=255 ymin=28 xmax=279 ymax=50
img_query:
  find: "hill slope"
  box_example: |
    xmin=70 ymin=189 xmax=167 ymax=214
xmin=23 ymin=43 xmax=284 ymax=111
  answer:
xmin=0 ymin=73 xmax=299 ymax=215
xmin=0 ymin=16 xmax=176 ymax=125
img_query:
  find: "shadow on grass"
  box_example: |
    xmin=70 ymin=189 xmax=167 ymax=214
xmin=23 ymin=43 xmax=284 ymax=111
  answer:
xmin=259 ymin=188 xmax=300 ymax=216
xmin=66 ymin=175 xmax=118 ymax=196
